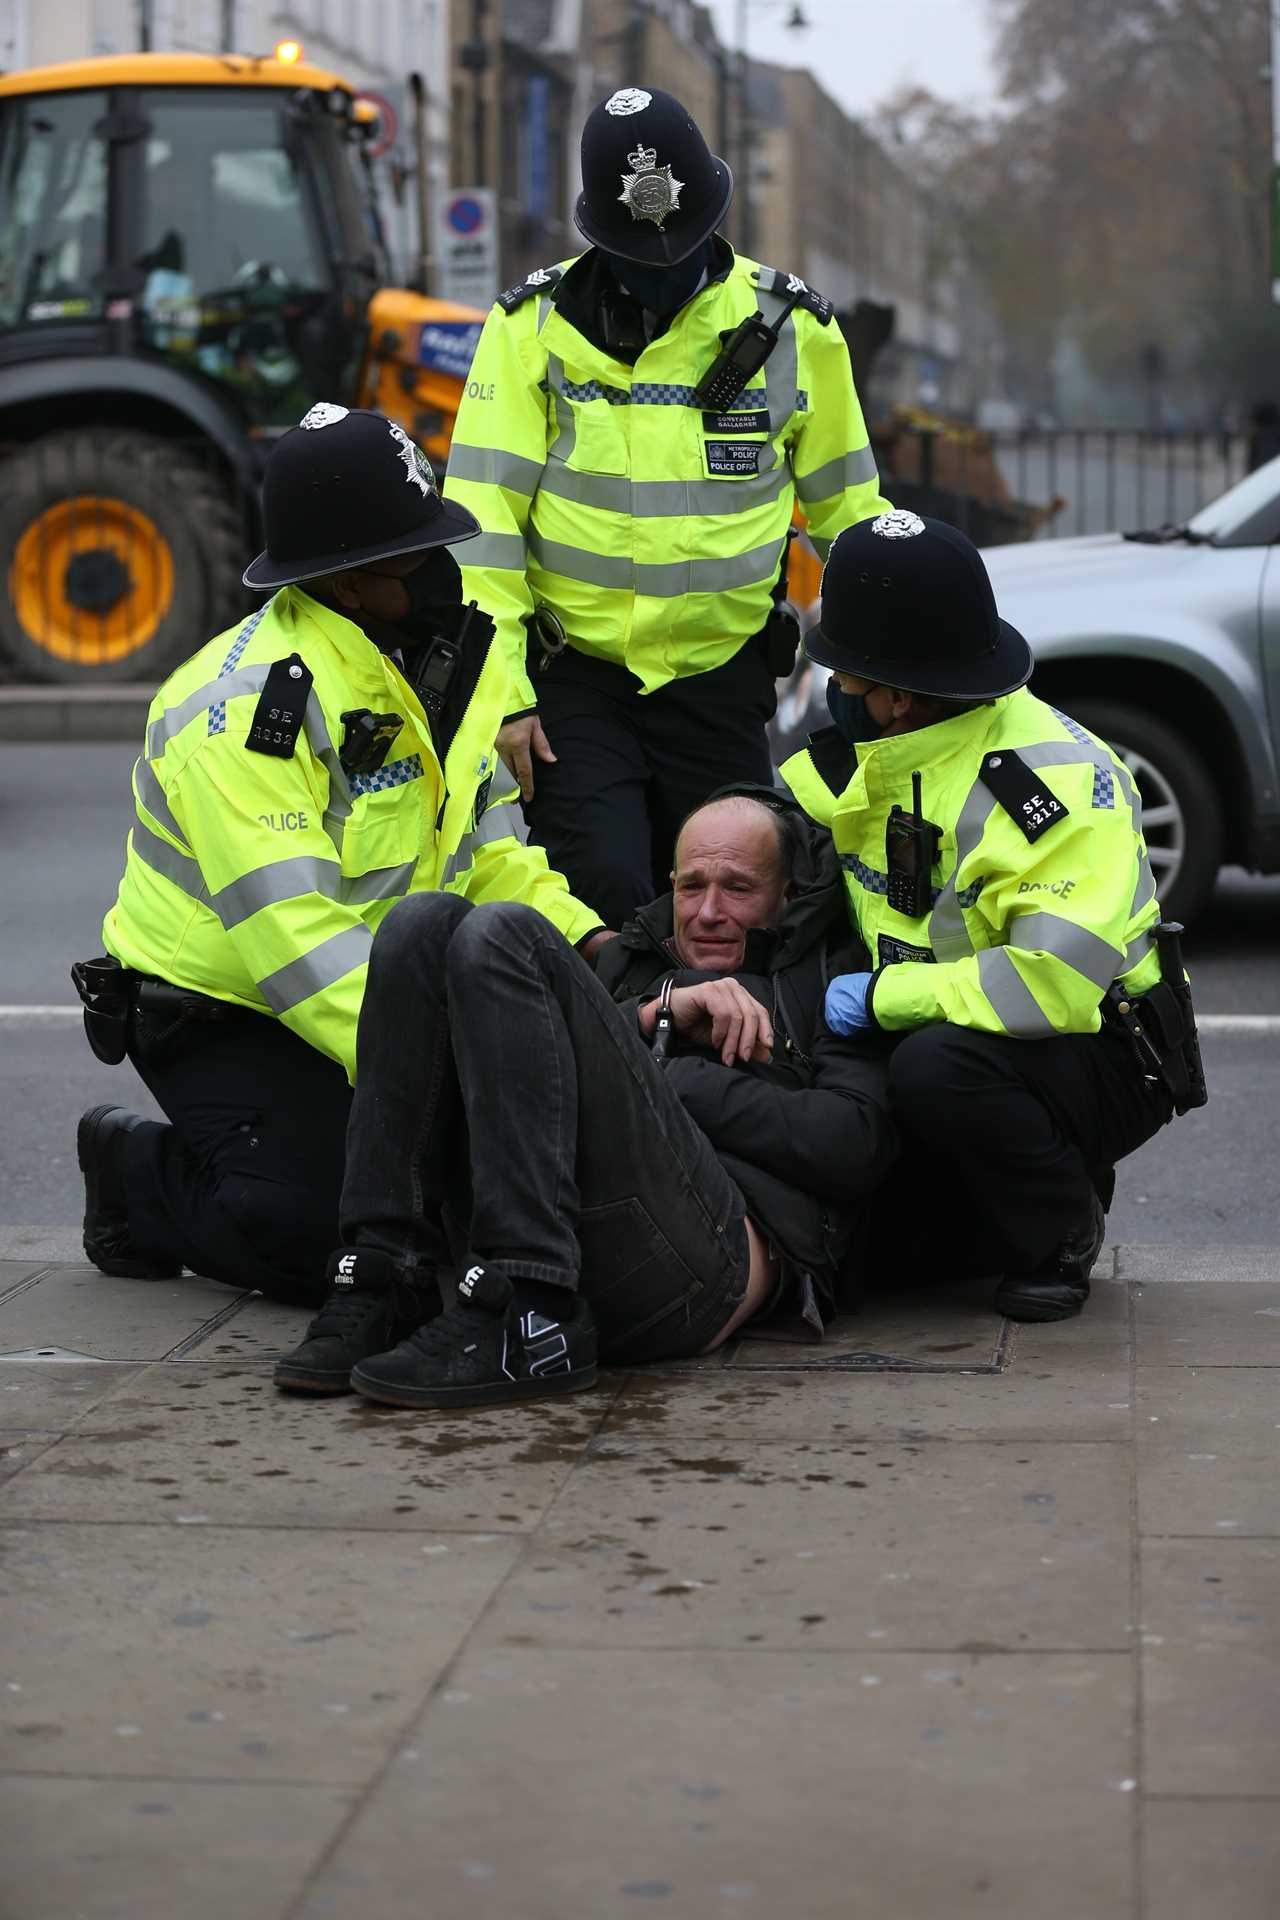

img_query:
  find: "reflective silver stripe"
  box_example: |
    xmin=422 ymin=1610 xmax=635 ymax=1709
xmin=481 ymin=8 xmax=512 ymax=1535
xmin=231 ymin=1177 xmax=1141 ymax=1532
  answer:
xmin=794 ymin=446 xmax=879 ymax=500
xmin=211 ymin=853 xmax=342 ymax=930
xmin=928 ymin=776 xmax=997 ymax=962
xmin=147 ymin=664 xmax=272 ymax=759
xmin=441 ymin=799 xmax=526 ymax=885
xmin=1008 ymin=910 xmax=1124 ymax=989
xmin=464 ymin=532 xmax=528 ymax=571
xmin=527 ymin=529 xmax=785 ymax=596
xmin=756 ymin=288 xmax=798 ymax=424
xmin=302 ymin=690 xmax=352 ymax=854
xmin=977 ymin=946 xmax=1056 ymax=1037
xmin=1131 ymin=859 xmax=1157 ymax=918
xmin=1124 ymin=929 xmax=1155 ymax=970
xmin=256 ymin=925 xmax=372 ymax=1014
xmin=130 ymin=816 xmax=207 ymax=901
xmin=1015 ymin=739 xmax=1112 ymax=773
xmin=448 ymin=443 xmax=545 ymax=495
xmin=538 ymin=460 xmax=789 ymax=519
xmin=546 ymin=354 xmax=576 ymax=461
xmin=133 ymin=756 xmax=190 ymax=848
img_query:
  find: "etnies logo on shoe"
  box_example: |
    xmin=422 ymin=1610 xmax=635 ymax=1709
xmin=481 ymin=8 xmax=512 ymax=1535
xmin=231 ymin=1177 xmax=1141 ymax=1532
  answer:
xmin=459 ymin=1264 xmax=484 ymax=1300
xmin=335 ymin=1253 xmax=357 ymax=1288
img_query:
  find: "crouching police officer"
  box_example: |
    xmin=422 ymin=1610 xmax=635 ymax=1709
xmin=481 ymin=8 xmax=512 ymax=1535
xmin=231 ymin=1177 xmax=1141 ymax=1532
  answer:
xmin=73 ymin=405 xmax=602 ymax=1303
xmin=782 ymin=512 xmax=1206 ymax=1321
xmin=444 ymin=85 xmax=890 ymax=927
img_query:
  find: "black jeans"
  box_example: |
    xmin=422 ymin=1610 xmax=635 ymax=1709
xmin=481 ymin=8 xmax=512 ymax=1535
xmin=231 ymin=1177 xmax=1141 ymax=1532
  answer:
xmin=884 ymin=1020 xmax=1175 ymax=1275
xmin=341 ymin=893 xmax=749 ymax=1363
xmin=525 ymin=636 xmax=777 ymax=928
xmin=121 ymin=1008 xmax=353 ymax=1305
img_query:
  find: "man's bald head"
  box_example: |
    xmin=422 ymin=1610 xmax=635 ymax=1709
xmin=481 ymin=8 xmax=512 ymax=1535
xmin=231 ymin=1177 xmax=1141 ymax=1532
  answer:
xmin=670 ymin=796 xmax=795 ymax=971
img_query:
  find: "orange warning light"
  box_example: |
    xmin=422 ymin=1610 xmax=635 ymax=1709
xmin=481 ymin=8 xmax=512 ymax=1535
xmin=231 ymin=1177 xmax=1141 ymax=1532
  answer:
xmin=274 ymin=39 xmax=303 ymax=65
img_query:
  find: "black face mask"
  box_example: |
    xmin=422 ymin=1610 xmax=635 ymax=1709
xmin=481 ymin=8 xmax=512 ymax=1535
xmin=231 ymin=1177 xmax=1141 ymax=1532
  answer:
xmin=353 ymin=546 xmax=464 ymax=654
xmin=602 ymin=241 xmax=712 ymax=316
xmin=827 ymin=677 xmax=885 ymax=744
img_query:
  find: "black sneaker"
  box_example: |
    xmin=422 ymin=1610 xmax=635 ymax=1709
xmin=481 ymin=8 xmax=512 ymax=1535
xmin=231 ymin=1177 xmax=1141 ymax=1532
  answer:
xmin=350 ymin=1262 xmax=597 ymax=1410
xmin=273 ymin=1248 xmax=441 ymax=1395
xmin=77 ymin=1105 xmax=181 ymax=1280
xmin=995 ymin=1193 xmax=1106 ymax=1323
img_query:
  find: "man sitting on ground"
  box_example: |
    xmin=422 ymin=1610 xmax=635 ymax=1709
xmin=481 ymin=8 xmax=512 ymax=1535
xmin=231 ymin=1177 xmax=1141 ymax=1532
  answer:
xmin=273 ymin=788 xmax=897 ymax=1407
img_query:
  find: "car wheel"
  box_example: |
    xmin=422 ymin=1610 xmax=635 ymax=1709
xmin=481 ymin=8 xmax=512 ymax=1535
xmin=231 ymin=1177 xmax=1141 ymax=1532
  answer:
xmin=1068 ymin=700 xmax=1224 ymax=927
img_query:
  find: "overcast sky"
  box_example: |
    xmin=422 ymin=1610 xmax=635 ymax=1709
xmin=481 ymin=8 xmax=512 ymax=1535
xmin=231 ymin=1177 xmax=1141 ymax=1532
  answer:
xmin=702 ymin=0 xmax=1000 ymax=120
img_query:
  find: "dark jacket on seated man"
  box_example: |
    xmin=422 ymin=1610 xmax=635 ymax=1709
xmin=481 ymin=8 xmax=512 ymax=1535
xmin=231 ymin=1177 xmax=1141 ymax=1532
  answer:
xmin=596 ymin=784 xmax=897 ymax=1339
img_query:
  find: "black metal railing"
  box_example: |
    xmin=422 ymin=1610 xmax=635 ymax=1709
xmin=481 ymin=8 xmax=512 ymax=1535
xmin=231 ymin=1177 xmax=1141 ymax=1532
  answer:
xmin=873 ymin=426 xmax=1251 ymax=546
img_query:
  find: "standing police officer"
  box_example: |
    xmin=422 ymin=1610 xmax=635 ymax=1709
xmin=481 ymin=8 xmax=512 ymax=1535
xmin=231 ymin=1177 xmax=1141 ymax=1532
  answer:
xmin=74 ymin=406 xmax=602 ymax=1303
xmin=782 ymin=512 xmax=1203 ymax=1321
xmin=445 ymin=85 xmax=891 ymax=927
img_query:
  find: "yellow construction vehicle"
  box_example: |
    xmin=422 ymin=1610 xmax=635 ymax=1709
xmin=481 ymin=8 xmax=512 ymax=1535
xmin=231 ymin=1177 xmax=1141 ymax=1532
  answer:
xmin=0 ymin=48 xmax=484 ymax=683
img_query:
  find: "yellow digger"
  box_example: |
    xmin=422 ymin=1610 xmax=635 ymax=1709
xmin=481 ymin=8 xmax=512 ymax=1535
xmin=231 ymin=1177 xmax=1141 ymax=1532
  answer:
xmin=0 ymin=48 xmax=484 ymax=684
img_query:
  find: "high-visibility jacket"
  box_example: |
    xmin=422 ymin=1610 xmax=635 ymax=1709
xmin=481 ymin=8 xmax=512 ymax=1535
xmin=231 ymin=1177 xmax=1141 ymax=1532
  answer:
xmin=104 ymin=589 xmax=601 ymax=1081
xmin=780 ymin=690 xmax=1162 ymax=1037
xmin=444 ymin=248 xmax=891 ymax=713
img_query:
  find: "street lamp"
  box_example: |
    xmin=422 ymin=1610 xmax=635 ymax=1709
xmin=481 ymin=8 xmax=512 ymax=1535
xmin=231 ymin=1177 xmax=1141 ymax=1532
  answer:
xmin=735 ymin=0 xmax=809 ymax=255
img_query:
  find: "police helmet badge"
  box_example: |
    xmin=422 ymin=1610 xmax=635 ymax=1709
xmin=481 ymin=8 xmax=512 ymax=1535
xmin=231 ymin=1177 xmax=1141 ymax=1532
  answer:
xmin=618 ymin=143 xmax=684 ymax=229
xmin=299 ymin=401 xmax=349 ymax=430
xmin=386 ymin=420 xmax=436 ymax=499
xmin=871 ymin=509 xmax=927 ymax=540
xmin=605 ymin=88 xmax=652 ymax=116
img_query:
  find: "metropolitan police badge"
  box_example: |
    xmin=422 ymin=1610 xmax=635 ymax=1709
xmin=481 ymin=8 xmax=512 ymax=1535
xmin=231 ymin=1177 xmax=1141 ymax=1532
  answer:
xmin=618 ymin=143 xmax=684 ymax=229
xmin=386 ymin=419 xmax=436 ymax=499
xmin=871 ymin=509 xmax=927 ymax=539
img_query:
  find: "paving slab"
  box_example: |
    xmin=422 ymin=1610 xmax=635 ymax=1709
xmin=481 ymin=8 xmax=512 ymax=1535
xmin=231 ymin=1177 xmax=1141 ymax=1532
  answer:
xmin=0 ymin=1260 xmax=56 ymax=1298
xmin=0 ymin=1266 xmax=249 ymax=1362
xmin=729 ymin=1285 xmax=1005 ymax=1372
xmin=1117 ymin=1246 xmax=1280 ymax=1284
xmin=294 ymin=1649 xmax=1134 ymax=1920
xmin=1135 ymin=1367 xmax=1280 ymax=1537
xmin=0 ymin=1519 xmax=519 ymax=1785
xmin=478 ymin=1437 xmax=1131 ymax=1652
xmin=1141 ymin=1540 xmax=1280 ymax=1796
xmin=1133 ymin=1282 xmax=1280 ymax=1367
xmin=1142 ymin=1798 xmax=1280 ymax=1920
xmin=609 ymin=1356 xmax=1136 ymax=1442
xmin=0 ymin=1361 xmax=619 ymax=1531
xmin=1 ymin=1776 xmax=354 ymax=1920
xmin=0 ymin=1358 xmax=142 ymax=1426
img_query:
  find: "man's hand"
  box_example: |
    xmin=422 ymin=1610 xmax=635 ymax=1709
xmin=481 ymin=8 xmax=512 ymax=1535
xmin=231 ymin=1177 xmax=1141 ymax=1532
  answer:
xmin=496 ymin=714 xmax=556 ymax=803
xmin=824 ymin=972 xmax=875 ymax=1035
xmin=638 ymin=979 xmax=774 ymax=1067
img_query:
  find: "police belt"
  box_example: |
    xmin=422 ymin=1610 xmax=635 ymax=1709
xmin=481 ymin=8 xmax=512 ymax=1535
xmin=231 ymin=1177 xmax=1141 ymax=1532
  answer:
xmin=71 ymin=955 xmax=240 ymax=1065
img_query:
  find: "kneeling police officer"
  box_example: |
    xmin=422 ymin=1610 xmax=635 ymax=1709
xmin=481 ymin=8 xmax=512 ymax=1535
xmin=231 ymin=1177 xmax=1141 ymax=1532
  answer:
xmin=782 ymin=511 xmax=1206 ymax=1321
xmin=73 ymin=406 xmax=601 ymax=1303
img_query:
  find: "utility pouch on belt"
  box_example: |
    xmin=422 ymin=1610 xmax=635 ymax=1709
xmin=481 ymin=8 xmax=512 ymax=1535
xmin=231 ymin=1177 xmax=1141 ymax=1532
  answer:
xmin=1104 ymin=921 xmax=1208 ymax=1116
xmin=759 ymin=526 xmax=801 ymax=678
xmin=70 ymin=956 xmax=132 ymax=1065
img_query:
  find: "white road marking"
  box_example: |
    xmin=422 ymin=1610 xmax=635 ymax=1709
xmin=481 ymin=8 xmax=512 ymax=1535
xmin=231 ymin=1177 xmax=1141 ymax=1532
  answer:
xmin=1 ymin=1008 xmax=1278 ymax=1032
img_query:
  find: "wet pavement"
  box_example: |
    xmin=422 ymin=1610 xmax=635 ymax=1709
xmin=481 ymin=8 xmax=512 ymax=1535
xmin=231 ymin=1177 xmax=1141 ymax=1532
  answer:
xmin=1 ymin=1241 xmax=1276 ymax=1918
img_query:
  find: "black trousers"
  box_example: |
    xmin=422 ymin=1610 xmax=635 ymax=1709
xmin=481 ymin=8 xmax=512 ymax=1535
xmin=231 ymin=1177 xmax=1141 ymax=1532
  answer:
xmin=883 ymin=1021 xmax=1175 ymax=1276
xmin=525 ymin=635 xmax=777 ymax=928
xmin=120 ymin=1007 xmax=352 ymax=1305
xmin=341 ymin=892 xmax=749 ymax=1364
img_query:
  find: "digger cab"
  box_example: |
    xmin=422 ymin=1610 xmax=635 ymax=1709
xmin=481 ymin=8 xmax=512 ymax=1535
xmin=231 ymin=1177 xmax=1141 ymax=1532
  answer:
xmin=0 ymin=54 xmax=481 ymax=684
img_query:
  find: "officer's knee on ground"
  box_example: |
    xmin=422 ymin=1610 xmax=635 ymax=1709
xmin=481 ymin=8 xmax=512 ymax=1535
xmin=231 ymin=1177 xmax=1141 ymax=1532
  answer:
xmin=215 ymin=1171 xmax=335 ymax=1306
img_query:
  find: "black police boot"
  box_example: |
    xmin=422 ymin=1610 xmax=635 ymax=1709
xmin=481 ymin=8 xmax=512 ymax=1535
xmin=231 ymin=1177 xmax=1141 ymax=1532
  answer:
xmin=274 ymin=1247 xmax=441 ymax=1395
xmin=77 ymin=1105 xmax=181 ymax=1280
xmin=994 ymin=1194 xmax=1106 ymax=1323
xmin=350 ymin=1262 xmax=597 ymax=1410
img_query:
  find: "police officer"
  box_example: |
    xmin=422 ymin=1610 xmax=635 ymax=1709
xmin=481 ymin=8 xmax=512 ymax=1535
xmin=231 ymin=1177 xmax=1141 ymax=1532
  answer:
xmin=74 ymin=405 xmax=602 ymax=1303
xmin=782 ymin=511 xmax=1194 ymax=1322
xmin=444 ymin=85 xmax=891 ymax=927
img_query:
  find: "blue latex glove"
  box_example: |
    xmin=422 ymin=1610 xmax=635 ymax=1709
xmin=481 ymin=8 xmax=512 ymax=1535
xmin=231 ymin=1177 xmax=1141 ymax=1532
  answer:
xmin=825 ymin=971 xmax=875 ymax=1034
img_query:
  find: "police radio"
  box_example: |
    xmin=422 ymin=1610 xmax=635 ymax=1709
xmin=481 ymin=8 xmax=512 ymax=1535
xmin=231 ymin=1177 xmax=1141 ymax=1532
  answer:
xmin=692 ymin=293 xmax=803 ymax=414
xmin=885 ymin=772 xmax=942 ymax=919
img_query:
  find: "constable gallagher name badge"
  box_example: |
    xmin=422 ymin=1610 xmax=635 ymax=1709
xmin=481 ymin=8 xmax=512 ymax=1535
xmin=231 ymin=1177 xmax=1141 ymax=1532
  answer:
xmin=705 ymin=440 xmax=761 ymax=477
